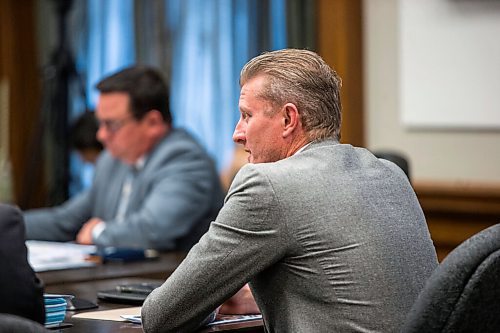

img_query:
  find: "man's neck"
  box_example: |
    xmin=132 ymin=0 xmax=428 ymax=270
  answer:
xmin=293 ymin=141 xmax=314 ymax=155
xmin=125 ymin=126 xmax=169 ymax=165
xmin=286 ymin=135 xmax=311 ymax=158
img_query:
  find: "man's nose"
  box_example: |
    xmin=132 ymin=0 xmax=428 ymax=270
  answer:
xmin=96 ymin=126 xmax=108 ymax=144
xmin=232 ymin=120 xmax=245 ymax=144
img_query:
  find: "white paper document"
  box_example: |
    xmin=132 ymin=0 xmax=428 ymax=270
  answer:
xmin=73 ymin=307 xmax=141 ymax=322
xmin=27 ymin=240 xmax=97 ymax=272
xmin=76 ymin=307 xmax=262 ymax=327
xmin=120 ymin=313 xmax=263 ymax=326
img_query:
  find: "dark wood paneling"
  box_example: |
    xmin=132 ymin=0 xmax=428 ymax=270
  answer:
xmin=414 ymin=181 xmax=500 ymax=261
xmin=316 ymin=0 xmax=364 ymax=146
xmin=0 ymin=0 xmax=45 ymax=208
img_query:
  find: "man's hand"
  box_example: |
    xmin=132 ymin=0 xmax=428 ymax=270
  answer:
xmin=219 ymin=284 xmax=260 ymax=314
xmin=76 ymin=218 xmax=103 ymax=245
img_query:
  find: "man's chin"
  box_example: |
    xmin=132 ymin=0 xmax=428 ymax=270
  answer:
xmin=107 ymin=151 xmax=119 ymax=159
xmin=109 ymin=151 xmax=129 ymax=163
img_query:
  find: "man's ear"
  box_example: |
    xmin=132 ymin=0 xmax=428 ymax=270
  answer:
xmin=144 ymin=110 xmax=163 ymax=126
xmin=282 ymin=103 xmax=300 ymax=138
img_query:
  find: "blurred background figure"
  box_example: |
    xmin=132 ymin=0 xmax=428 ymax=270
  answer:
xmin=24 ymin=66 xmax=224 ymax=251
xmin=0 ymin=203 xmax=45 ymax=324
xmin=219 ymin=145 xmax=248 ymax=193
xmin=70 ymin=110 xmax=103 ymax=165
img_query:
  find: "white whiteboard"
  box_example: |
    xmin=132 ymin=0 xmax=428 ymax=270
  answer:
xmin=400 ymin=0 xmax=500 ymax=129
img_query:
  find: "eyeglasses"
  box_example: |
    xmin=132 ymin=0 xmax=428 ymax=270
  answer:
xmin=98 ymin=116 xmax=135 ymax=134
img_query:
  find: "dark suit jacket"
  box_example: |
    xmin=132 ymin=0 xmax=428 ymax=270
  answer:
xmin=0 ymin=204 xmax=45 ymax=324
xmin=0 ymin=313 xmax=49 ymax=332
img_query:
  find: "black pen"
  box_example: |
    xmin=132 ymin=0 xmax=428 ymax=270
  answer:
xmin=115 ymin=285 xmax=155 ymax=294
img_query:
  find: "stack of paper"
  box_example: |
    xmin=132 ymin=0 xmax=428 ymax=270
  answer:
xmin=26 ymin=240 xmax=97 ymax=272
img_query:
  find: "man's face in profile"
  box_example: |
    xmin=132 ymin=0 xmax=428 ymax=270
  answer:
xmin=233 ymin=76 xmax=286 ymax=164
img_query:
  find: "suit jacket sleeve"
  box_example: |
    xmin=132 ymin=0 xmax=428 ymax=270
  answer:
xmin=0 ymin=204 xmax=45 ymax=324
xmin=141 ymin=164 xmax=288 ymax=333
xmin=23 ymin=189 xmax=93 ymax=242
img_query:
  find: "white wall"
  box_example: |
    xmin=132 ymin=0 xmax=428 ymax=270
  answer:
xmin=364 ymin=0 xmax=500 ymax=183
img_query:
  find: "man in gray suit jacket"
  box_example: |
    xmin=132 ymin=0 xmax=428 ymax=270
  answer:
xmin=142 ymin=49 xmax=438 ymax=332
xmin=24 ymin=66 xmax=223 ymax=251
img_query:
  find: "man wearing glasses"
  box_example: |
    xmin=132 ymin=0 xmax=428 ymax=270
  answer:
xmin=24 ymin=66 xmax=224 ymax=251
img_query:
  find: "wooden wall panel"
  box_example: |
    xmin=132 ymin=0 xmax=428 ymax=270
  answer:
xmin=414 ymin=181 xmax=500 ymax=261
xmin=0 ymin=0 xmax=45 ymax=208
xmin=316 ymin=0 xmax=364 ymax=146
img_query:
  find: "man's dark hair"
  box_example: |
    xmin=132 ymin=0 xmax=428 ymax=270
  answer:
xmin=70 ymin=111 xmax=103 ymax=152
xmin=96 ymin=65 xmax=172 ymax=124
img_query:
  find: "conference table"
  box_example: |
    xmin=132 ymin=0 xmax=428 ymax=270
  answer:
xmin=40 ymin=252 xmax=264 ymax=332
xmin=38 ymin=251 xmax=186 ymax=286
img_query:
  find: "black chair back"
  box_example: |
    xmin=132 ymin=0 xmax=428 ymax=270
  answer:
xmin=373 ymin=150 xmax=411 ymax=182
xmin=0 ymin=313 xmax=50 ymax=333
xmin=402 ymin=223 xmax=500 ymax=333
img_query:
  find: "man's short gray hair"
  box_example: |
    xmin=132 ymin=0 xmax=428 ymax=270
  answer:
xmin=240 ymin=49 xmax=342 ymax=141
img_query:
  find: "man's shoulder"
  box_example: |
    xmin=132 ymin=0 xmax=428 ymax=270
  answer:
xmin=236 ymin=141 xmax=386 ymax=187
xmin=235 ymin=157 xmax=307 ymax=186
xmin=0 ymin=203 xmax=21 ymax=223
xmin=0 ymin=202 xmax=17 ymax=214
xmin=248 ymin=141 xmax=338 ymax=174
xmin=0 ymin=204 xmax=25 ymax=240
xmin=160 ymin=128 xmax=204 ymax=151
xmin=151 ymin=128 xmax=214 ymax=164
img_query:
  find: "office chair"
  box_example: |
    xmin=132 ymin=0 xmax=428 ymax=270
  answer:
xmin=373 ymin=150 xmax=411 ymax=182
xmin=0 ymin=313 xmax=50 ymax=333
xmin=401 ymin=223 xmax=500 ymax=333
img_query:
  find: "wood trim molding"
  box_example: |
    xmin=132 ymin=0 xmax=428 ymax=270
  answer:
xmin=415 ymin=180 xmax=500 ymax=216
xmin=414 ymin=180 xmax=500 ymax=261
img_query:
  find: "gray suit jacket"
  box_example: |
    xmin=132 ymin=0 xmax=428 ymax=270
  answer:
xmin=142 ymin=140 xmax=438 ymax=332
xmin=24 ymin=129 xmax=224 ymax=250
